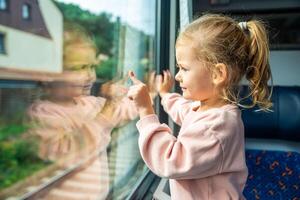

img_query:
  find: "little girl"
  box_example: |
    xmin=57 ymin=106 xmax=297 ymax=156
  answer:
xmin=127 ymin=14 xmax=272 ymax=199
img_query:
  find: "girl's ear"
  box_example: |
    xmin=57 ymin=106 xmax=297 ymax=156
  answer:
xmin=212 ymin=63 xmax=228 ymax=86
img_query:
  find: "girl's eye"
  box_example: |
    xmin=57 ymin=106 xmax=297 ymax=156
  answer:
xmin=176 ymin=64 xmax=189 ymax=72
xmin=181 ymin=67 xmax=188 ymax=72
xmin=91 ymin=65 xmax=96 ymax=69
xmin=71 ymin=65 xmax=81 ymax=70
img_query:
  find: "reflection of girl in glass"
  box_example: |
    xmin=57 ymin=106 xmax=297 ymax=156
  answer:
xmin=27 ymin=24 xmax=140 ymax=199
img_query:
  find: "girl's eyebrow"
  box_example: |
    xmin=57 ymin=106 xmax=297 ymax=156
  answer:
xmin=176 ymin=63 xmax=184 ymax=68
xmin=177 ymin=63 xmax=188 ymax=69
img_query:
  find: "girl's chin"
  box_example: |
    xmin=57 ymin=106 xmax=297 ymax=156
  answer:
xmin=182 ymin=92 xmax=199 ymax=101
xmin=82 ymin=88 xmax=91 ymax=95
xmin=182 ymin=92 xmax=191 ymax=99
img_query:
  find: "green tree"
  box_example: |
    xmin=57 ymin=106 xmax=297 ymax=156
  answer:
xmin=54 ymin=1 xmax=115 ymax=56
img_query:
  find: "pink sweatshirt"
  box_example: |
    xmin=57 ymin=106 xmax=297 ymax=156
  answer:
xmin=28 ymin=95 xmax=138 ymax=165
xmin=136 ymin=93 xmax=248 ymax=200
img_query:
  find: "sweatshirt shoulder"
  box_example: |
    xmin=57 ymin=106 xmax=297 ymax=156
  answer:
xmin=162 ymin=93 xmax=195 ymax=112
xmin=75 ymin=96 xmax=106 ymax=108
xmin=27 ymin=100 xmax=58 ymax=117
xmin=211 ymin=105 xmax=241 ymax=126
xmin=190 ymin=105 xmax=242 ymax=134
xmin=206 ymin=105 xmax=243 ymax=140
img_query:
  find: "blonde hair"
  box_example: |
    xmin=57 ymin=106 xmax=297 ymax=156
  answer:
xmin=63 ymin=23 xmax=98 ymax=70
xmin=176 ymin=14 xmax=273 ymax=111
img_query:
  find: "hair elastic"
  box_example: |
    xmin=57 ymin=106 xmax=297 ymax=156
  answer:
xmin=238 ymin=22 xmax=248 ymax=31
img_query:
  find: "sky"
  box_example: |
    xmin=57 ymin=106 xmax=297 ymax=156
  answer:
xmin=56 ymin=0 xmax=156 ymax=35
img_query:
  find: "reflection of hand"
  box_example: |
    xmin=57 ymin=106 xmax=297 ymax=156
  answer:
xmin=99 ymin=100 xmax=117 ymax=123
xmin=127 ymin=71 xmax=154 ymax=118
xmin=144 ymin=70 xmax=158 ymax=100
xmin=99 ymin=79 xmax=128 ymax=101
xmin=156 ymin=70 xmax=174 ymax=98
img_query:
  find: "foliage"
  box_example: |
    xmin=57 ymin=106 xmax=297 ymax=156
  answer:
xmin=54 ymin=1 xmax=115 ymax=56
xmin=96 ymin=57 xmax=118 ymax=81
xmin=0 ymin=124 xmax=48 ymax=189
xmin=0 ymin=123 xmax=29 ymax=141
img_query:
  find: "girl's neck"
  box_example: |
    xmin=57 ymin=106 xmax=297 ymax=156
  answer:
xmin=47 ymin=96 xmax=77 ymax=106
xmin=197 ymin=97 xmax=228 ymax=112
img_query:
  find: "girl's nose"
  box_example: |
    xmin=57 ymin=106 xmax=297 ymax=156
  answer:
xmin=88 ymin=67 xmax=96 ymax=82
xmin=175 ymin=71 xmax=181 ymax=82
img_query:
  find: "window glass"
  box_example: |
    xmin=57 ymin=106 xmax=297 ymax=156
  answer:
xmin=22 ymin=4 xmax=30 ymax=20
xmin=0 ymin=0 xmax=157 ymax=199
xmin=229 ymin=13 xmax=300 ymax=50
xmin=0 ymin=33 xmax=4 ymax=53
xmin=0 ymin=0 xmax=7 ymax=10
xmin=256 ymin=13 xmax=300 ymax=50
xmin=192 ymin=0 xmax=300 ymax=50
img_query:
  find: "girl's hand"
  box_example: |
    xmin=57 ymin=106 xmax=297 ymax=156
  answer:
xmin=127 ymin=71 xmax=155 ymax=117
xmin=156 ymin=70 xmax=174 ymax=98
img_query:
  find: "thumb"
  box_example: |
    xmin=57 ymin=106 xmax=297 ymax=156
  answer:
xmin=128 ymin=71 xmax=142 ymax=85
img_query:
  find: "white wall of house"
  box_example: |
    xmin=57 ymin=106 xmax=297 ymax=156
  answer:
xmin=0 ymin=0 xmax=63 ymax=73
xmin=38 ymin=0 xmax=63 ymax=72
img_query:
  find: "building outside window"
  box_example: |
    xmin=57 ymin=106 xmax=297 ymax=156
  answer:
xmin=0 ymin=33 xmax=5 ymax=54
xmin=22 ymin=3 xmax=31 ymax=19
xmin=0 ymin=0 xmax=7 ymax=10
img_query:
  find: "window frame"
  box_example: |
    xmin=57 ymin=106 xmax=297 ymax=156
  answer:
xmin=126 ymin=0 xmax=177 ymax=197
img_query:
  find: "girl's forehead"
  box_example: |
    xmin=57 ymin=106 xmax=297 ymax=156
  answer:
xmin=176 ymin=45 xmax=197 ymax=63
xmin=64 ymin=46 xmax=97 ymax=69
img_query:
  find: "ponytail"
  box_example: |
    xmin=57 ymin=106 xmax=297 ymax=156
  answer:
xmin=245 ymin=20 xmax=273 ymax=111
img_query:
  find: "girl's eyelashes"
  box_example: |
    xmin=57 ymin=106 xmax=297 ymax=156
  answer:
xmin=181 ymin=67 xmax=189 ymax=72
xmin=67 ymin=64 xmax=96 ymax=71
xmin=80 ymin=64 xmax=95 ymax=70
xmin=176 ymin=64 xmax=189 ymax=72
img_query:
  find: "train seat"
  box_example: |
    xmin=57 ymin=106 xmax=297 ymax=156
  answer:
xmin=242 ymin=86 xmax=300 ymax=199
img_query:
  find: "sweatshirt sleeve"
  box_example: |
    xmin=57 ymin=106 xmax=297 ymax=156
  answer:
xmin=82 ymin=114 xmax=114 ymax=153
xmin=111 ymin=97 xmax=139 ymax=127
xmin=161 ymin=93 xmax=193 ymax=125
xmin=136 ymin=114 xmax=223 ymax=179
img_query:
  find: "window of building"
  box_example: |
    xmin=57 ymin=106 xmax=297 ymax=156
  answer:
xmin=0 ymin=0 xmax=7 ymax=11
xmin=0 ymin=33 xmax=5 ymax=54
xmin=22 ymin=4 xmax=31 ymax=20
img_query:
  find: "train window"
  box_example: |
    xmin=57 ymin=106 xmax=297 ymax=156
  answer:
xmin=192 ymin=0 xmax=300 ymax=50
xmin=191 ymin=0 xmax=300 ymax=87
xmin=0 ymin=0 xmax=157 ymax=199
xmin=253 ymin=13 xmax=300 ymax=50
